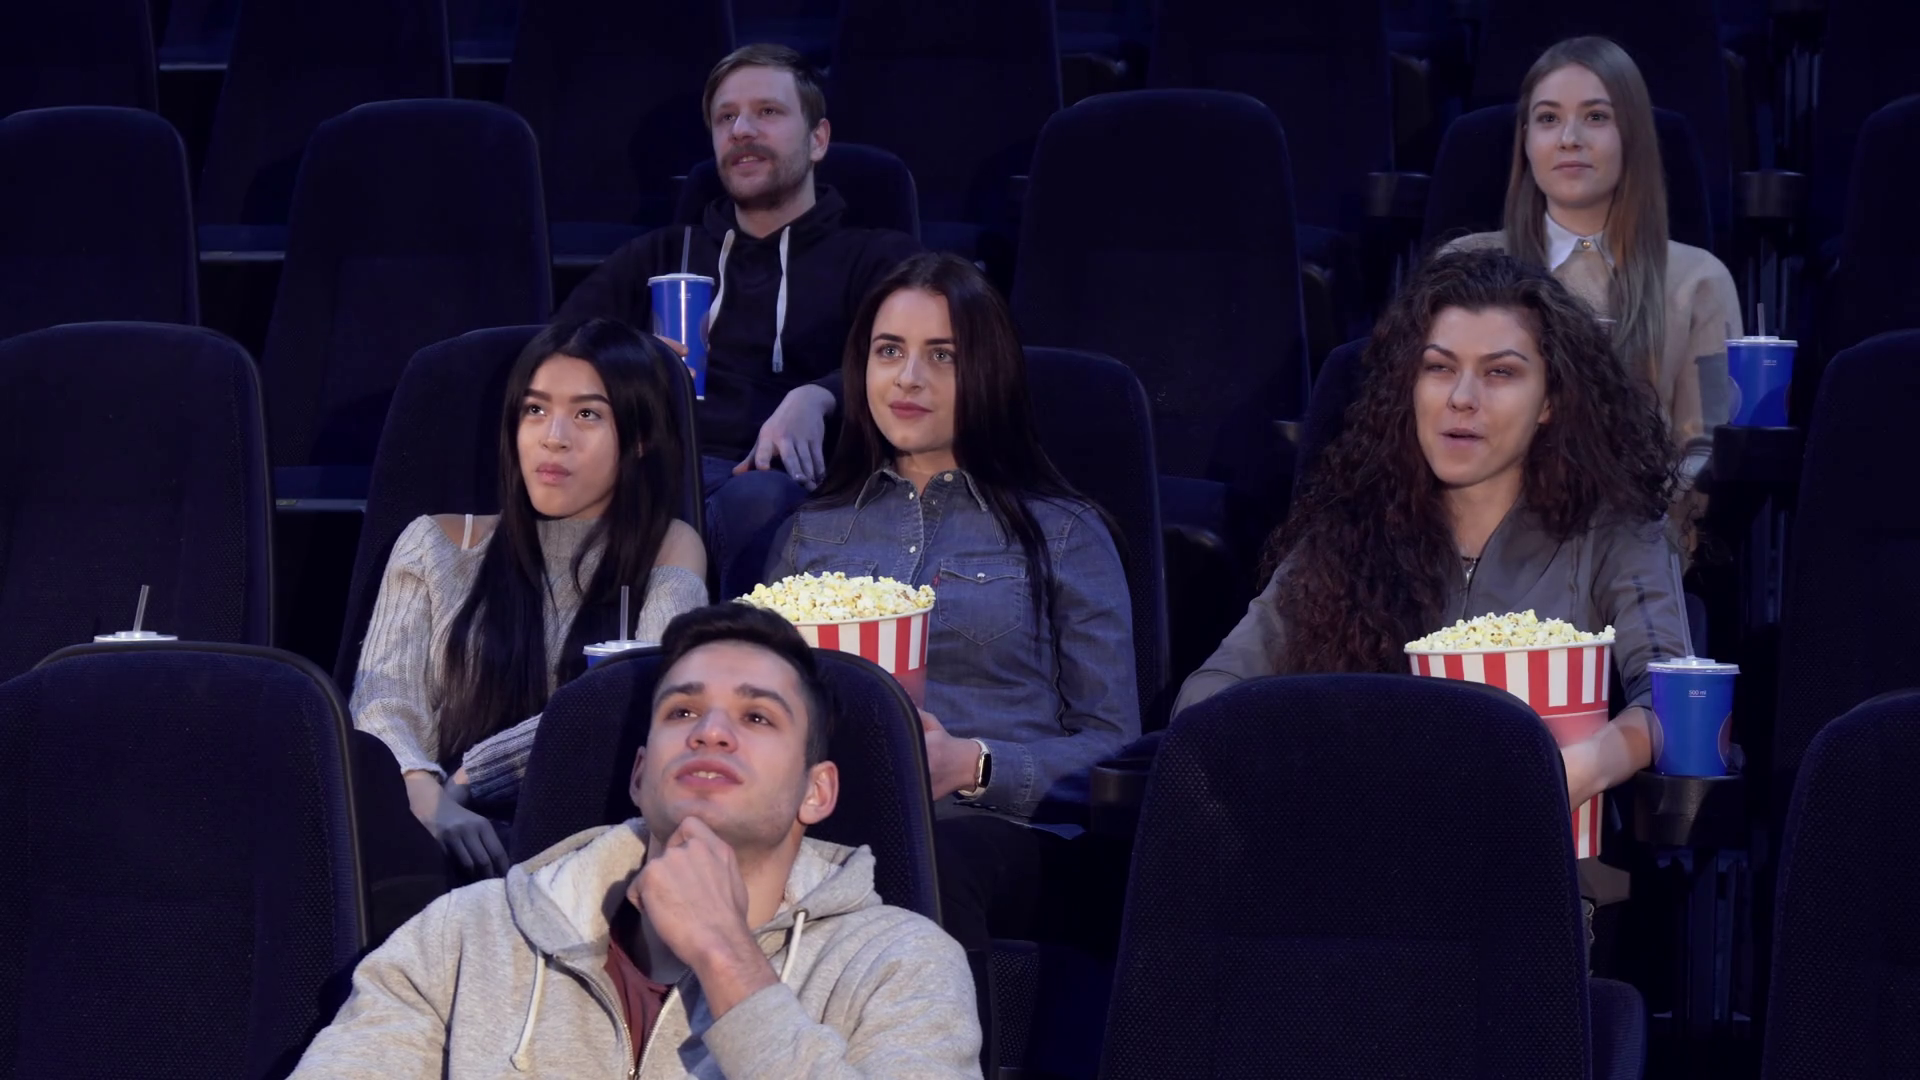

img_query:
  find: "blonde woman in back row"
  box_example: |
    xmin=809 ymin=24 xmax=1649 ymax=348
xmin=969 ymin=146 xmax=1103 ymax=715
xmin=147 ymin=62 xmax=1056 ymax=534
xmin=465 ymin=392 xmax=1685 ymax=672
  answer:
xmin=1443 ymin=36 xmax=1741 ymax=541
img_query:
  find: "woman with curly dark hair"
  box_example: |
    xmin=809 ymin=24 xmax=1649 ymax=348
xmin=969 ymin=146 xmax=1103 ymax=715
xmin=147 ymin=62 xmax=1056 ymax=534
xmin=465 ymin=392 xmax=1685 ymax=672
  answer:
xmin=1176 ymin=250 xmax=1691 ymax=809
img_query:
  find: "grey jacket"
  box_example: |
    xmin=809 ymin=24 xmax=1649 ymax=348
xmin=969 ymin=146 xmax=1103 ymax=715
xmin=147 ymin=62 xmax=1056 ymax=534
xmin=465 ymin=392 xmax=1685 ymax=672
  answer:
xmin=1175 ymin=508 xmax=1691 ymax=716
xmin=291 ymin=821 xmax=982 ymax=1079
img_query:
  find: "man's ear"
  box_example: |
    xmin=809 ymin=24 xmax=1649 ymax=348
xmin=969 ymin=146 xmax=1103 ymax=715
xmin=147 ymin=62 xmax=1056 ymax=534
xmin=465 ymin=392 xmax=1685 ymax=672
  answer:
xmin=809 ymin=117 xmax=830 ymax=165
xmin=797 ymin=760 xmax=838 ymax=826
xmin=628 ymin=745 xmax=648 ymax=811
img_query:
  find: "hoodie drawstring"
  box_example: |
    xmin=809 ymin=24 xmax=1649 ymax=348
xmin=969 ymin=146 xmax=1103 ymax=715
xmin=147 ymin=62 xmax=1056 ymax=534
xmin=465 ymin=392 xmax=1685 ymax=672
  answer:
xmin=779 ymin=910 xmax=808 ymax=983
xmin=709 ymin=228 xmax=736 ymax=331
xmin=703 ymin=225 xmax=790 ymax=376
xmin=510 ymin=954 xmax=550 ymax=1070
xmin=771 ymin=226 xmax=791 ymax=373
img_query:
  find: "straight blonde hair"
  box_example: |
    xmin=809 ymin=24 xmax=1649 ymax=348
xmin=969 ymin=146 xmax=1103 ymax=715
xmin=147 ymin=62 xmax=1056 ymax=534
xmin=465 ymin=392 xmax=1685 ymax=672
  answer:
xmin=1503 ymin=36 xmax=1668 ymax=386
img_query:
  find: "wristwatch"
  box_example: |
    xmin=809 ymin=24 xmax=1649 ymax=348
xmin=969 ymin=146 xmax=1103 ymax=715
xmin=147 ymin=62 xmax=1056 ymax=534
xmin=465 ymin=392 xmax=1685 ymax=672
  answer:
xmin=957 ymin=738 xmax=992 ymax=798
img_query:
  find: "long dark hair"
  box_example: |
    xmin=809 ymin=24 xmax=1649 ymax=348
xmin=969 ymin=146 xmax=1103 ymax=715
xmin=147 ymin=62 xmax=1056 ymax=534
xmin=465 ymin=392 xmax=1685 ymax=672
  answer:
xmin=1267 ymin=250 xmax=1675 ymax=675
xmin=1505 ymin=36 xmax=1669 ymax=387
xmin=813 ymin=252 xmax=1098 ymax=614
xmin=438 ymin=318 xmax=684 ymax=768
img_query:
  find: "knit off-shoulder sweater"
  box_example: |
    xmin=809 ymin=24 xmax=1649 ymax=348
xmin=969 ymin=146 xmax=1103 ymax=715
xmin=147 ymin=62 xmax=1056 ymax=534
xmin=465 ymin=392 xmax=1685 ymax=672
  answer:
xmin=349 ymin=515 xmax=708 ymax=804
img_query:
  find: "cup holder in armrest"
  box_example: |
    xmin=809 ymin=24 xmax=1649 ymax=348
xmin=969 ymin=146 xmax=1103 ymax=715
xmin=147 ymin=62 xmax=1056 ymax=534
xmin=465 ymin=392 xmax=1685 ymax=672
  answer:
xmin=1089 ymin=757 xmax=1153 ymax=841
xmin=1629 ymin=765 xmax=1747 ymax=849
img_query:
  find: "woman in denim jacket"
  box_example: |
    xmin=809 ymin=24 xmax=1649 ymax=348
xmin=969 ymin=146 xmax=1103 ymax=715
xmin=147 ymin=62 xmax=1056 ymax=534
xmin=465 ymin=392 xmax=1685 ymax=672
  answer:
xmin=767 ymin=252 xmax=1139 ymax=953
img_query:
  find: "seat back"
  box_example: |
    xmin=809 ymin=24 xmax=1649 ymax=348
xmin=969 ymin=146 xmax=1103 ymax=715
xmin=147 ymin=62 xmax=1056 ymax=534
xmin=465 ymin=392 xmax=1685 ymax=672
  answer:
xmin=1467 ymin=0 xmax=1731 ymax=235
xmin=1013 ymin=89 xmax=1309 ymax=480
xmin=196 ymin=0 xmax=451 ymax=228
xmin=828 ymin=0 xmax=1059 ymax=228
xmin=449 ymin=0 xmax=520 ymax=58
xmin=1024 ymin=347 xmax=1169 ymax=723
xmin=1422 ymin=103 xmax=1713 ymax=254
xmin=1762 ymin=689 xmax=1920 ymax=1080
xmin=673 ymin=143 xmax=923 ymax=240
xmin=0 ymin=107 xmax=198 ymax=338
xmin=0 ymin=643 xmax=363 ymax=1079
xmin=1149 ymin=0 xmax=1393 ymax=234
xmin=1102 ymin=674 xmax=1593 ymax=1078
xmin=505 ymin=0 xmax=733 ymax=227
xmin=0 ymin=0 xmax=155 ymax=116
xmin=1296 ymin=336 xmax=1371 ymax=485
xmin=511 ymin=648 xmax=940 ymax=920
xmin=1829 ymin=97 xmax=1920 ymax=356
xmin=1809 ymin=0 xmax=1920 ymax=246
xmin=333 ymin=326 xmax=703 ymax=687
xmin=159 ymin=0 xmax=241 ymax=64
xmin=262 ymin=100 xmax=552 ymax=470
xmin=0 ymin=323 xmax=273 ymax=682
xmin=1773 ymin=330 xmax=1920 ymax=810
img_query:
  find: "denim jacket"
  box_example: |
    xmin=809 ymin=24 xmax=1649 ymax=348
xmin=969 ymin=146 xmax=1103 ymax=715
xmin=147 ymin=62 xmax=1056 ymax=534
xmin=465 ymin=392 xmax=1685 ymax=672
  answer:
xmin=769 ymin=467 xmax=1140 ymax=821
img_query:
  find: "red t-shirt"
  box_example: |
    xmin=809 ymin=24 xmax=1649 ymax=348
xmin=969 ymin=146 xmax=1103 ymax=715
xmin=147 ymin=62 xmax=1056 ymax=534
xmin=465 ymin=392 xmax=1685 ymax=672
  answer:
xmin=605 ymin=907 xmax=675 ymax=1069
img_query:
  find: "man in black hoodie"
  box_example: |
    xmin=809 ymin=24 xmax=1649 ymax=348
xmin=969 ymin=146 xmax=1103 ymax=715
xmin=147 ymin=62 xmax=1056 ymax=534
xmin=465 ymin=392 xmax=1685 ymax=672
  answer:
xmin=556 ymin=44 xmax=919 ymax=587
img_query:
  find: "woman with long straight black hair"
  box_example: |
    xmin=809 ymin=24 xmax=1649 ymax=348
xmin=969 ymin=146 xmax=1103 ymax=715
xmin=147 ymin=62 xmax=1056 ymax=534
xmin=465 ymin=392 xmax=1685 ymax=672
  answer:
xmin=767 ymin=252 xmax=1140 ymax=956
xmin=352 ymin=318 xmax=708 ymax=876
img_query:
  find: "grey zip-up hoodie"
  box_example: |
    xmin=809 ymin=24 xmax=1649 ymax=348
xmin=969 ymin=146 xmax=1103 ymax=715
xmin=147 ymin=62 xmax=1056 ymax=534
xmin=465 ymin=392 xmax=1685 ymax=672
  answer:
xmin=291 ymin=820 xmax=981 ymax=1079
xmin=1174 ymin=507 xmax=1691 ymax=717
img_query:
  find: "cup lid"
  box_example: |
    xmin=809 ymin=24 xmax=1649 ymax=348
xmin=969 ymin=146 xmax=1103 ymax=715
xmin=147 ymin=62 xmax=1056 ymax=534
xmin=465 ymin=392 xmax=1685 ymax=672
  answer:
xmin=584 ymin=639 xmax=652 ymax=654
xmin=1647 ymin=655 xmax=1739 ymax=674
xmin=647 ymin=273 xmax=715 ymax=285
xmin=93 ymin=630 xmax=178 ymax=642
xmin=1726 ymin=335 xmax=1797 ymax=346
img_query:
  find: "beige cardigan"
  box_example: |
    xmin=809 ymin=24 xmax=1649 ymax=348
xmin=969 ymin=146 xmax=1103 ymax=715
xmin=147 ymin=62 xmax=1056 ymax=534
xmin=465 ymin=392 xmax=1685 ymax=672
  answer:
xmin=1443 ymin=232 xmax=1742 ymax=495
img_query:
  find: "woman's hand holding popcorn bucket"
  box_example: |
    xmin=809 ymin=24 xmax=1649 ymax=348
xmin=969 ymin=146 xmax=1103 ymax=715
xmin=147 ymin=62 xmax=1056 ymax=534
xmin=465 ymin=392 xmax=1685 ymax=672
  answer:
xmin=738 ymin=572 xmax=936 ymax=705
xmin=1406 ymin=610 xmax=1616 ymax=859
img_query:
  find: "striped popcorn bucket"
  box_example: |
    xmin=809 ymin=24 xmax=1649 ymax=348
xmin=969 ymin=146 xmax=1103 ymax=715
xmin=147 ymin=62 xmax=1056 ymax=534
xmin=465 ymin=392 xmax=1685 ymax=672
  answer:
xmin=1405 ymin=642 xmax=1612 ymax=859
xmin=793 ymin=609 xmax=932 ymax=706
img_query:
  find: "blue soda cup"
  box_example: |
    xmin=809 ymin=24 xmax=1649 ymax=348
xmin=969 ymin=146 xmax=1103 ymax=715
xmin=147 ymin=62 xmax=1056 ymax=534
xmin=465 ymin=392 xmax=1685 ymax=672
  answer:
xmin=584 ymin=641 xmax=648 ymax=668
xmin=648 ymin=273 xmax=715 ymax=400
xmin=1649 ymin=657 xmax=1740 ymax=776
xmin=1726 ymin=336 xmax=1797 ymax=427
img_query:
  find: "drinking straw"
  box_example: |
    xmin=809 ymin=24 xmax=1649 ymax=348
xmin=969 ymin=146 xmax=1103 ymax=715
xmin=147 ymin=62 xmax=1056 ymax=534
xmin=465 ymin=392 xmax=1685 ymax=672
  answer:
xmin=132 ymin=584 xmax=150 ymax=634
xmin=619 ymin=585 xmax=631 ymax=643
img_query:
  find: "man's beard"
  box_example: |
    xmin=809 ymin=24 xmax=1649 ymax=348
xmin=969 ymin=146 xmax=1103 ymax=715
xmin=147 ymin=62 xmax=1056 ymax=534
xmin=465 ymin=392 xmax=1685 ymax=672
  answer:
xmin=722 ymin=143 xmax=812 ymax=212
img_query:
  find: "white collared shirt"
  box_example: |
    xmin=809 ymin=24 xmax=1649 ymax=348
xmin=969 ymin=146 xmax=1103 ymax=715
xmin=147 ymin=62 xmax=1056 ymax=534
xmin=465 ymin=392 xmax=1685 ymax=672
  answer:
xmin=1545 ymin=213 xmax=1614 ymax=271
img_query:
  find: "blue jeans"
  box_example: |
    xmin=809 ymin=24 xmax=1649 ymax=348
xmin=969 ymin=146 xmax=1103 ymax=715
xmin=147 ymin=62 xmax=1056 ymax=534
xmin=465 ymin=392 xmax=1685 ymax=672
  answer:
xmin=703 ymin=456 xmax=807 ymax=600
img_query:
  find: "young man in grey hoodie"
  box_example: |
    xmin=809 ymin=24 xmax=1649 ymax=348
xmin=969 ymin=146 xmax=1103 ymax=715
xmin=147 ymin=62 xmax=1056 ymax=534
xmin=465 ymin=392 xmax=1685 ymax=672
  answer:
xmin=293 ymin=604 xmax=982 ymax=1079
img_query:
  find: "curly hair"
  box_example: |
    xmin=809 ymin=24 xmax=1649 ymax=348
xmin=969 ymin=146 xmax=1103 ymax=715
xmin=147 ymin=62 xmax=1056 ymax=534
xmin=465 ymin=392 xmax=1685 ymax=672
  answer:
xmin=1267 ymin=250 xmax=1676 ymax=675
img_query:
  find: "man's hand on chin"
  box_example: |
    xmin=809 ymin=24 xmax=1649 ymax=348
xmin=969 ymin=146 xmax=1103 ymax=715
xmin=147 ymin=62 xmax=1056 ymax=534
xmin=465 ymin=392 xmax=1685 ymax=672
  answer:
xmin=632 ymin=817 xmax=778 ymax=1016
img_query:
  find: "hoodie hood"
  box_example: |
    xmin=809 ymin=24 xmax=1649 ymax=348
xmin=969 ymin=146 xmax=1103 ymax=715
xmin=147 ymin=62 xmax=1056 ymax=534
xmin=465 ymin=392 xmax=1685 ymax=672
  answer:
xmin=700 ymin=185 xmax=850 ymax=249
xmin=503 ymin=818 xmax=880 ymax=965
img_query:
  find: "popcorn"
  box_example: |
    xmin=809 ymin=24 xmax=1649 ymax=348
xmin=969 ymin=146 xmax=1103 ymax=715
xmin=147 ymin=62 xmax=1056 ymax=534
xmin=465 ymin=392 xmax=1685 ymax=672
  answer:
xmin=1405 ymin=609 xmax=1614 ymax=652
xmin=738 ymin=572 xmax=936 ymax=625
